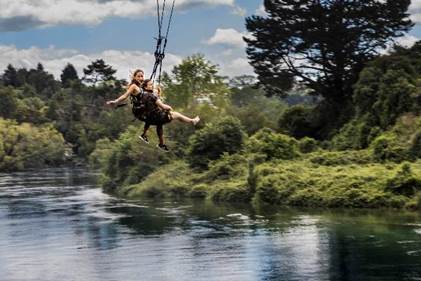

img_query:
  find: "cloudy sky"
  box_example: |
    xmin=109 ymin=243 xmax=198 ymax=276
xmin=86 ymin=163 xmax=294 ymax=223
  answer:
xmin=0 ymin=0 xmax=420 ymax=81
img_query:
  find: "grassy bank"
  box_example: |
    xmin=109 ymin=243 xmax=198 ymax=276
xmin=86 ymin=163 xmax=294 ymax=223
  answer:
xmin=93 ymin=113 xmax=421 ymax=210
xmin=104 ymin=151 xmax=421 ymax=210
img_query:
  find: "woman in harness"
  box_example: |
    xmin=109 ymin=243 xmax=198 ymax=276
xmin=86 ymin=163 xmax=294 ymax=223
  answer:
xmin=106 ymin=69 xmax=200 ymax=151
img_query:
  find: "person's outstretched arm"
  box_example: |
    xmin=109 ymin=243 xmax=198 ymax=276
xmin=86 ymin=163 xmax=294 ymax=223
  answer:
xmin=106 ymin=84 xmax=136 ymax=107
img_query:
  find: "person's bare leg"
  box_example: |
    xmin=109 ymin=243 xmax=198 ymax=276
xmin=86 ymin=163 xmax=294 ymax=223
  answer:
xmin=171 ymin=111 xmax=200 ymax=125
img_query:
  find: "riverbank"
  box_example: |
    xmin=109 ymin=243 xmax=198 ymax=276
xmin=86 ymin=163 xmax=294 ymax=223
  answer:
xmin=106 ymin=150 xmax=421 ymax=210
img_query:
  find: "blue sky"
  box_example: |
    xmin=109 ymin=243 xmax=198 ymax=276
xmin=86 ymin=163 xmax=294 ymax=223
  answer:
xmin=0 ymin=0 xmax=420 ymax=80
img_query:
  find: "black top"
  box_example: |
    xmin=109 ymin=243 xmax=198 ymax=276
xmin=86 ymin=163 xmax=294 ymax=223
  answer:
xmin=131 ymin=90 xmax=171 ymax=125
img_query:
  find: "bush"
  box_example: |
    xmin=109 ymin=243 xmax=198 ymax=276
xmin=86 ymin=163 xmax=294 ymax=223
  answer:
xmin=247 ymin=128 xmax=299 ymax=160
xmin=308 ymin=150 xmax=372 ymax=166
xmin=370 ymin=133 xmax=412 ymax=162
xmin=278 ymin=105 xmax=315 ymax=138
xmin=203 ymin=153 xmax=248 ymax=182
xmin=331 ymin=116 xmax=381 ymax=150
xmin=406 ymin=191 xmax=421 ymax=210
xmin=91 ymin=125 xmax=172 ymax=188
xmin=298 ymin=137 xmax=319 ymax=153
xmin=0 ymin=118 xmax=66 ymax=171
xmin=88 ymin=138 xmax=113 ymax=169
xmin=385 ymin=162 xmax=421 ymax=196
xmin=252 ymin=160 xmax=415 ymax=208
xmin=187 ymin=116 xmax=246 ymax=169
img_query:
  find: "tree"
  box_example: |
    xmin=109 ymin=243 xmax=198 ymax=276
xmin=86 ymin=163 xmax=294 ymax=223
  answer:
xmin=83 ymin=59 xmax=117 ymax=86
xmin=61 ymin=63 xmax=79 ymax=87
xmin=331 ymin=43 xmax=421 ymax=150
xmin=26 ymin=63 xmax=59 ymax=96
xmin=162 ymin=54 xmax=228 ymax=107
xmin=245 ymin=0 xmax=413 ymax=102
xmin=0 ymin=87 xmax=18 ymax=119
xmin=2 ymin=64 xmax=19 ymax=87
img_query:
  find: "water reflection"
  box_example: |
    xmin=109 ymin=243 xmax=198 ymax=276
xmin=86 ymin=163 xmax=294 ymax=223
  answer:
xmin=1 ymin=169 xmax=421 ymax=281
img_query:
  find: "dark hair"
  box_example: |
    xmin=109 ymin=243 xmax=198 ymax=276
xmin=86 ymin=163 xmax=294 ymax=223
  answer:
xmin=142 ymin=79 xmax=153 ymax=92
xmin=129 ymin=69 xmax=144 ymax=87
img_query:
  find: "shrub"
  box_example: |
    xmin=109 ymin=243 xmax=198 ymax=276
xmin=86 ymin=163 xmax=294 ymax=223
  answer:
xmin=308 ymin=150 xmax=372 ymax=166
xmin=298 ymin=137 xmax=319 ymax=153
xmin=371 ymin=133 xmax=412 ymax=162
xmin=331 ymin=116 xmax=381 ymax=150
xmin=247 ymin=128 xmax=299 ymax=160
xmin=187 ymin=116 xmax=246 ymax=169
xmin=385 ymin=162 xmax=421 ymax=196
xmin=92 ymin=125 xmax=171 ymax=187
xmin=0 ymin=119 xmax=66 ymax=171
xmin=203 ymin=153 xmax=248 ymax=182
xmin=278 ymin=105 xmax=315 ymax=138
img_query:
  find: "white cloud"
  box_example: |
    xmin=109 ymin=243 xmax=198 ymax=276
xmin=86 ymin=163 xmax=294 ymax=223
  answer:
xmin=410 ymin=0 xmax=421 ymax=23
xmin=255 ymin=4 xmax=267 ymax=16
xmin=216 ymin=57 xmax=254 ymax=77
xmin=0 ymin=0 xmax=236 ymax=31
xmin=206 ymin=28 xmax=247 ymax=48
xmin=0 ymin=45 xmax=182 ymax=81
xmin=231 ymin=5 xmax=246 ymax=17
xmin=395 ymin=34 xmax=419 ymax=47
xmin=0 ymin=44 xmax=254 ymax=80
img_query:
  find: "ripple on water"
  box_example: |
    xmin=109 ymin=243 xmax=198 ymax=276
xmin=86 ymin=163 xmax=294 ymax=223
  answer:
xmin=2 ymin=169 xmax=421 ymax=281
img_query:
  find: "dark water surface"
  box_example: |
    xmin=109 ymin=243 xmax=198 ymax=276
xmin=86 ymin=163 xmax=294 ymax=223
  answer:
xmin=1 ymin=169 xmax=421 ymax=281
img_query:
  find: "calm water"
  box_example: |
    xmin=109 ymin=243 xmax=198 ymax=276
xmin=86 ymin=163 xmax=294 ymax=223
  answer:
xmin=1 ymin=169 xmax=421 ymax=281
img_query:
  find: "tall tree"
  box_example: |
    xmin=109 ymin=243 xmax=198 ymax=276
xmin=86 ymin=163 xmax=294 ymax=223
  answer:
xmin=2 ymin=64 xmax=19 ymax=87
xmin=162 ymin=54 xmax=228 ymax=107
xmin=83 ymin=59 xmax=116 ymax=86
xmin=26 ymin=63 xmax=59 ymax=97
xmin=61 ymin=63 xmax=79 ymax=87
xmin=245 ymin=0 xmax=413 ymax=102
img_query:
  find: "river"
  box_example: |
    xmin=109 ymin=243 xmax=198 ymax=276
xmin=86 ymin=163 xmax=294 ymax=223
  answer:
xmin=0 ymin=168 xmax=421 ymax=281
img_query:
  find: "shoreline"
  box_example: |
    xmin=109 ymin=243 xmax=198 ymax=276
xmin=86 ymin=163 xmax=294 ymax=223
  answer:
xmin=103 ymin=154 xmax=421 ymax=211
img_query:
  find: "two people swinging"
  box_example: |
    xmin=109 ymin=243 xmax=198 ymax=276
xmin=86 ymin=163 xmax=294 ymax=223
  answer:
xmin=106 ymin=69 xmax=200 ymax=151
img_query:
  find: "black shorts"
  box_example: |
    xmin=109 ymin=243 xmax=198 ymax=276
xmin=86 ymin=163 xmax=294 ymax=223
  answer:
xmin=132 ymin=105 xmax=147 ymax=121
xmin=145 ymin=109 xmax=172 ymax=125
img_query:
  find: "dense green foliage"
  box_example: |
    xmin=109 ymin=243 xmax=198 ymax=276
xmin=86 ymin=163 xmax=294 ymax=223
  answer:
xmin=247 ymin=128 xmax=299 ymax=161
xmin=90 ymin=126 xmax=171 ymax=191
xmin=94 ymin=43 xmax=421 ymax=210
xmin=0 ymin=118 xmax=66 ymax=171
xmin=333 ymin=43 xmax=421 ymax=150
xmin=1 ymin=16 xmax=420 ymax=211
xmin=246 ymin=0 xmax=413 ymax=137
xmin=187 ymin=116 xmax=246 ymax=169
xmin=0 ymin=61 xmax=132 ymax=160
xmin=245 ymin=0 xmax=412 ymax=100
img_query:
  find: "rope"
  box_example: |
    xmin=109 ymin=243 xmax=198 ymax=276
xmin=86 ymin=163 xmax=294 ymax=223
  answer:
xmin=150 ymin=0 xmax=175 ymax=85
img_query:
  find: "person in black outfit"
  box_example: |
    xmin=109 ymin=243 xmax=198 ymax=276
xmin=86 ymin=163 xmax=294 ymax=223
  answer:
xmin=106 ymin=70 xmax=200 ymax=151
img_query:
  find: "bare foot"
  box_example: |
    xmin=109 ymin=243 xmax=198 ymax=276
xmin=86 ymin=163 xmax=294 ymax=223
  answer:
xmin=192 ymin=116 xmax=200 ymax=125
xmin=105 ymin=101 xmax=116 ymax=108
